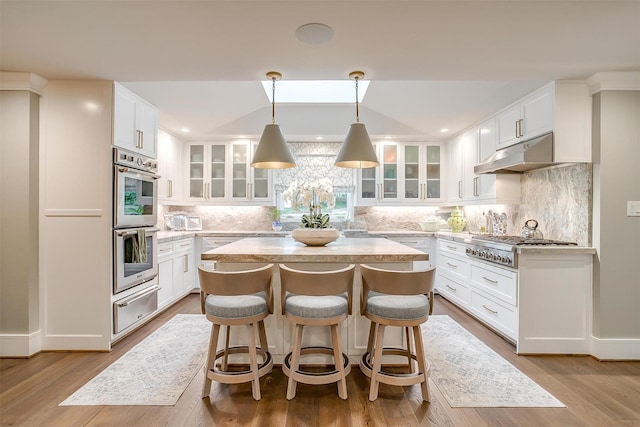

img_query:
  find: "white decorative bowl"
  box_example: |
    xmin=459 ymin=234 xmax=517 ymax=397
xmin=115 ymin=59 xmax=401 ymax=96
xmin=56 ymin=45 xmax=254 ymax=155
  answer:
xmin=292 ymin=228 xmax=340 ymax=246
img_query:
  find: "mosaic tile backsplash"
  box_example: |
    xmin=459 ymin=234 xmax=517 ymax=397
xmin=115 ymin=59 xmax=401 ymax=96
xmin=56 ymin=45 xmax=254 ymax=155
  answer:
xmin=160 ymin=147 xmax=592 ymax=246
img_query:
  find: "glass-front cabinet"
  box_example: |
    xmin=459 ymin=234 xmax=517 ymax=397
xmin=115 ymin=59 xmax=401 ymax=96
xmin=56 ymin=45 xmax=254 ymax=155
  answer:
xmin=186 ymin=141 xmax=272 ymax=204
xmin=357 ymin=141 xmax=442 ymax=205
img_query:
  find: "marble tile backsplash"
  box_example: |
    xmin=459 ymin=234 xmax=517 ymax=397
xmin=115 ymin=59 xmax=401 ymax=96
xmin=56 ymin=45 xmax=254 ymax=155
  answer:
xmin=160 ymin=158 xmax=591 ymax=246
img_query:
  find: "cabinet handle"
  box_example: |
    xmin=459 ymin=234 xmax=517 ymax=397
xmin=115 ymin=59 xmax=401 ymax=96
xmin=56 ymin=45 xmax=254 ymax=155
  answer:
xmin=378 ymin=184 xmax=382 ymax=200
xmin=446 ymin=245 xmax=457 ymax=251
xmin=204 ymin=183 xmax=209 ymax=199
xmin=421 ymin=183 xmax=425 ymax=200
xmin=446 ymin=262 xmax=458 ymax=269
xmin=514 ymin=120 xmax=519 ymax=139
xmin=458 ymin=181 xmax=462 ymax=198
xmin=482 ymin=304 xmax=498 ymax=315
xmin=136 ymin=130 xmax=142 ymax=148
xmin=116 ymin=285 xmax=159 ymax=307
xmin=167 ymin=180 xmax=172 ymax=198
xmin=446 ymin=284 xmax=457 ymax=292
xmin=184 ymin=254 xmax=189 ymax=273
xmin=473 ymin=177 xmax=478 ymax=197
xmin=482 ymin=276 xmax=498 ymax=284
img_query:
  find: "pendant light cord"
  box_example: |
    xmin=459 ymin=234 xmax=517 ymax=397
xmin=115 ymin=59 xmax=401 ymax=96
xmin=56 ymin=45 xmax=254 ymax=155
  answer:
xmin=354 ymin=77 xmax=360 ymax=123
xmin=271 ymin=76 xmax=276 ymax=124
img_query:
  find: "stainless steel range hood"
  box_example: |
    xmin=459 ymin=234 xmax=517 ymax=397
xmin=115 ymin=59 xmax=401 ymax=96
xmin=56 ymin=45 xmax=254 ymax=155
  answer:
xmin=474 ymin=132 xmax=555 ymax=174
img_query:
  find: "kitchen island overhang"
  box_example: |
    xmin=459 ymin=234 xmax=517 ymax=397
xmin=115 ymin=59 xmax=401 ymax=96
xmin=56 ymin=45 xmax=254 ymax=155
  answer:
xmin=200 ymin=236 xmax=429 ymax=264
xmin=200 ymin=236 xmax=429 ymax=364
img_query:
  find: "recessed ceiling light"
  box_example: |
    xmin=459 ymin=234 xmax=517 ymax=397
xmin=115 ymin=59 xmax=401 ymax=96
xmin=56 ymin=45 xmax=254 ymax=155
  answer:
xmin=440 ymin=128 xmax=449 ymax=133
xmin=181 ymin=128 xmax=190 ymax=133
xmin=295 ymin=23 xmax=334 ymax=44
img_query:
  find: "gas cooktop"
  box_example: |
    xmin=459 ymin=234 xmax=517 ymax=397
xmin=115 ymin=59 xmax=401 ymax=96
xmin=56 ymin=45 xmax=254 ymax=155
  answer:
xmin=471 ymin=235 xmax=578 ymax=246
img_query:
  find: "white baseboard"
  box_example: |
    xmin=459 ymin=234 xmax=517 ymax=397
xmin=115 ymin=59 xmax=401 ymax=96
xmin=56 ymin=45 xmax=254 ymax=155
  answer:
xmin=591 ymin=336 xmax=640 ymax=360
xmin=0 ymin=330 xmax=41 ymax=357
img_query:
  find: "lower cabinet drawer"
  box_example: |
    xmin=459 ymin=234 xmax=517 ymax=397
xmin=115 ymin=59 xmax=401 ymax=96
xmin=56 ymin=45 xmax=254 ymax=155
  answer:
xmin=470 ymin=290 xmax=517 ymax=340
xmin=470 ymin=262 xmax=517 ymax=306
xmin=437 ymin=273 xmax=470 ymax=308
xmin=438 ymin=252 xmax=470 ymax=281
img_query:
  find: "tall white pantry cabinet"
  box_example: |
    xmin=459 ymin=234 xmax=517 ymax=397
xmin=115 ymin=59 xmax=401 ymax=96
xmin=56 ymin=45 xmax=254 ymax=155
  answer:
xmin=40 ymin=81 xmax=114 ymax=351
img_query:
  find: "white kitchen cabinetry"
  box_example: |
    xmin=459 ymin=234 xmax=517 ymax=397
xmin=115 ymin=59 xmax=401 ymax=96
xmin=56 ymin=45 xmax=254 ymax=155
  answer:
xmin=186 ymin=141 xmax=273 ymax=204
xmin=113 ymin=82 xmax=158 ymax=158
xmin=495 ymin=81 xmax=591 ymax=163
xmin=157 ymin=130 xmax=183 ymax=202
xmin=448 ymin=122 xmax=520 ymax=205
xmin=157 ymin=237 xmax=196 ymax=310
xmin=435 ymin=240 xmax=471 ymax=308
xmin=386 ymin=235 xmax=435 ymax=270
xmin=358 ymin=142 xmax=442 ymax=205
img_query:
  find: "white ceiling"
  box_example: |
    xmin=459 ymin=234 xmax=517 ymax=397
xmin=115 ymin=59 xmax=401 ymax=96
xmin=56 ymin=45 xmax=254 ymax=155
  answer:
xmin=1 ymin=0 xmax=639 ymax=141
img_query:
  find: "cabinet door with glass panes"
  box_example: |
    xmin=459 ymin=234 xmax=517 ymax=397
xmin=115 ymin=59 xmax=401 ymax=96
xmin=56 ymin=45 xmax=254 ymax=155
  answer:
xmin=186 ymin=142 xmax=226 ymax=201
xmin=230 ymin=141 xmax=272 ymax=202
xmin=357 ymin=142 xmax=442 ymax=205
xmin=186 ymin=141 xmax=272 ymax=204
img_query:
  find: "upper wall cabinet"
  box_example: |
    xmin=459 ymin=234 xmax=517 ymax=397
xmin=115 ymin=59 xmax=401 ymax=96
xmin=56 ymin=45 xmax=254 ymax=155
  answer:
xmin=185 ymin=141 xmax=273 ymax=205
xmin=113 ymin=82 xmax=158 ymax=158
xmin=357 ymin=141 xmax=443 ymax=206
xmin=447 ymin=120 xmax=520 ymax=205
xmin=495 ymin=81 xmax=592 ymax=163
xmin=157 ymin=130 xmax=183 ymax=203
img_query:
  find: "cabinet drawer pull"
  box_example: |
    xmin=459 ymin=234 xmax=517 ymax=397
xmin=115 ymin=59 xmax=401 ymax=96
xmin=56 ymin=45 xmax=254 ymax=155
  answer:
xmin=446 ymin=284 xmax=457 ymax=292
xmin=458 ymin=180 xmax=462 ymax=198
xmin=482 ymin=304 xmax=498 ymax=315
xmin=184 ymin=254 xmax=189 ymax=272
xmin=473 ymin=177 xmax=478 ymax=197
xmin=446 ymin=262 xmax=458 ymax=269
xmin=446 ymin=245 xmax=457 ymax=251
xmin=482 ymin=276 xmax=498 ymax=284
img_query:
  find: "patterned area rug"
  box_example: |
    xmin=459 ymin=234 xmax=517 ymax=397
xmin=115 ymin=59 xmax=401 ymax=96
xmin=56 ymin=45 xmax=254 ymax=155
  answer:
xmin=60 ymin=314 xmax=211 ymax=406
xmin=421 ymin=315 xmax=565 ymax=407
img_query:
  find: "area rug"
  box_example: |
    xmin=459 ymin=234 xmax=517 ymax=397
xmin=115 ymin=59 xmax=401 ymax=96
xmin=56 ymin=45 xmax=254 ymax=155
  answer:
xmin=421 ymin=315 xmax=565 ymax=408
xmin=60 ymin=314 xmax=211 ymax=406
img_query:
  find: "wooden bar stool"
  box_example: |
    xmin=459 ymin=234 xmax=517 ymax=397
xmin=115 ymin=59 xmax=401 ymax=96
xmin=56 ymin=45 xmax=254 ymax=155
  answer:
xmin=358 ymin=264 xmax=435 ymax=402
xmin=279 ymin=264 xmax=355 ymax=400
xmin=198 ymin=264 xmax=275 ymax=401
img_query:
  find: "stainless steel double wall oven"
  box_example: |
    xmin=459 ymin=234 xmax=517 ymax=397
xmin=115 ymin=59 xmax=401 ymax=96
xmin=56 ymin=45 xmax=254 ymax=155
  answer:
xmin=112 ymin=147 xmax=160 ymax=334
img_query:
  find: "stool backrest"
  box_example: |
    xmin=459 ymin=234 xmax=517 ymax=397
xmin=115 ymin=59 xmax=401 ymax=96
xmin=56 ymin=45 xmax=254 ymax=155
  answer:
xmin=279 ymin=264 xmax=355 ymax=315
xmin=198 ymin=264 xmax=274 ymax=314
xmin=359 ymin=264 xmax=435 ymax=313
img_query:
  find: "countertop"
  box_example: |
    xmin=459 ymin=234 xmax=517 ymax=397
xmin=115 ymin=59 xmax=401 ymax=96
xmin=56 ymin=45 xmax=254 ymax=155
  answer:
xmin=158 ymin=229 xmax=595 ymax=255
xmin=201 ymin=237 xmax=429 ymax=263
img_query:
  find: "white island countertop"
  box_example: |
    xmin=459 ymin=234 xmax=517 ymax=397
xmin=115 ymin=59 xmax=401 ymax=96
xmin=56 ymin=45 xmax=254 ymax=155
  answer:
xmin=201 ymin=237 xmax=429 ymax=263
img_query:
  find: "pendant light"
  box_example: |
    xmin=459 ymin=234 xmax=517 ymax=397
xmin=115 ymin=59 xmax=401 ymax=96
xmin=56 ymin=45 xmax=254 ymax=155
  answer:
xmin=334 ymin=71 xmax=379 ymax=168
xmin=251 ymin=71 xmax=296 ymax=169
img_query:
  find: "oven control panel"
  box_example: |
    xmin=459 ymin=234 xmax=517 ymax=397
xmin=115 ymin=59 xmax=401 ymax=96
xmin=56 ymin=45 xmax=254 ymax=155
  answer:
xmin=113 ymin=147 xmax=158 ymax=174
xmin=465 ymin=244 xmax=516 ymax=268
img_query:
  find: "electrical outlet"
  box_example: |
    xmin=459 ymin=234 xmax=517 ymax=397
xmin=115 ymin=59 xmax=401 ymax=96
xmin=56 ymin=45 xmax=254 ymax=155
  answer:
xmin=628 ymin=201 xmax=640 ymax=217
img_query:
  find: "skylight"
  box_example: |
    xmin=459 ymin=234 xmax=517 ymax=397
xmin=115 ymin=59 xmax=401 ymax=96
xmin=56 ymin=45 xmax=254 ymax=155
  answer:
xmin=261 ymin=80 xmax=369 ymax=103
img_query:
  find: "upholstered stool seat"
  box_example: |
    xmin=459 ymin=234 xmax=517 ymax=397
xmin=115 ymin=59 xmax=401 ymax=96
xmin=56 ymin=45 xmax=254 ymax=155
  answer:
xmin=199 ymin=264 xmax=275 ymax=401
xmin=359 ymin=264 xmax=435 ymax=402
xmin=279 ymin=264 xmax=355 ymax=400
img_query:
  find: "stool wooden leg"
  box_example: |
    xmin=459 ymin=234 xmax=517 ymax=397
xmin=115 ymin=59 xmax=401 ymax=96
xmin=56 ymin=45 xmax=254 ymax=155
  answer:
xmin=222 ymin=325 xmax=231 ymax=371
xmin=286 ymin=323 xmax=304 ymax=400
xmin=405 ymin=326 xmax=414 ymax=374
xmin=369 ymin=323 xmax=386 ymax=401
xmin=331 ymin=323 xmax=348 ymax=399
xmin=412 ymin=325 xmax=430 ymax=402
xmin=247 ymin=323 xmax=261 ymax=400
xmin=202 ymin=323 xmax=220 ymax=398
xmin=258 ymin=320 xmax=269 ymax=367
xmin=366 ymin=321 xmax=376 ymax=356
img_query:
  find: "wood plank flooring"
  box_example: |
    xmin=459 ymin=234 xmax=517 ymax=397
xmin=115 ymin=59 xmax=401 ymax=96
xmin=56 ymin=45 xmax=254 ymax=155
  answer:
xmin=1 ymin=294 xmax=638 ymax=427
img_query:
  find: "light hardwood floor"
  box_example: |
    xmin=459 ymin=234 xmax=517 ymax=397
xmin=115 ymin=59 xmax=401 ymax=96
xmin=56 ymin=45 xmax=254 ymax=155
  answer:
xmin=1 ymin=294 xmax=638 ymax=426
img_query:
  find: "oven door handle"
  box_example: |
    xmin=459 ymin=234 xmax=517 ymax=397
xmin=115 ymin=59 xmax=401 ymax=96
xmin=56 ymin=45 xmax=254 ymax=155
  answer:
xmin=115 ymin=227 xmax=159 ymax=237
xmin=117 ymin=166 xmax=161 ymax=180
xmin=116 ymin=285 xmax=160 ymax=307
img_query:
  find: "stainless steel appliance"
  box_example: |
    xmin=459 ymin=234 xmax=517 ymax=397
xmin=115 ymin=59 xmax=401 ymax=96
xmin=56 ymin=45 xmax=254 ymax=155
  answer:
xmin=474 ymin=132 xmax=555 ymax=174
xmin=113 ymin=226 xmax=159 ymax=293
xmin=113 ymin=279 xmax=160 ymax=333
xmin=113 ymin=148 xmax=159 ymax=229
xmin=465 ymin=235 xmax=577 ymax=268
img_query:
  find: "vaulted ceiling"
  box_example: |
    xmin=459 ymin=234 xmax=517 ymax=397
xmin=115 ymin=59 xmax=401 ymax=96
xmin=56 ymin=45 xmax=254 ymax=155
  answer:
xmin=2 ymin=0 xmax=638 ymax=141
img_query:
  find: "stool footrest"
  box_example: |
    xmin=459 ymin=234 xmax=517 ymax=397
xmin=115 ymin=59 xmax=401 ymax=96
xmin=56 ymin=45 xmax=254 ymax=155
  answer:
xmin=206 ymin=346 xmax=273 ymax=384
xmin=359 ymin=350 xmax=430 ymax=386
xmin=282 ymin=346 xmax=351 ymax=385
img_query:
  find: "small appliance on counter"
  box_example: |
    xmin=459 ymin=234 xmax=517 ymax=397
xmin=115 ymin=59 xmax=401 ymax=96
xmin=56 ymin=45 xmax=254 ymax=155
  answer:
xmin=164 ymin=212 xmax=187 ymax=230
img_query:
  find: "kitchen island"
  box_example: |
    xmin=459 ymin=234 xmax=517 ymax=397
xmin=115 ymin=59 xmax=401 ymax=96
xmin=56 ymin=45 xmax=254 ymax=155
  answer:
xmin=201 ymin=236 xmax=429 ymax=363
